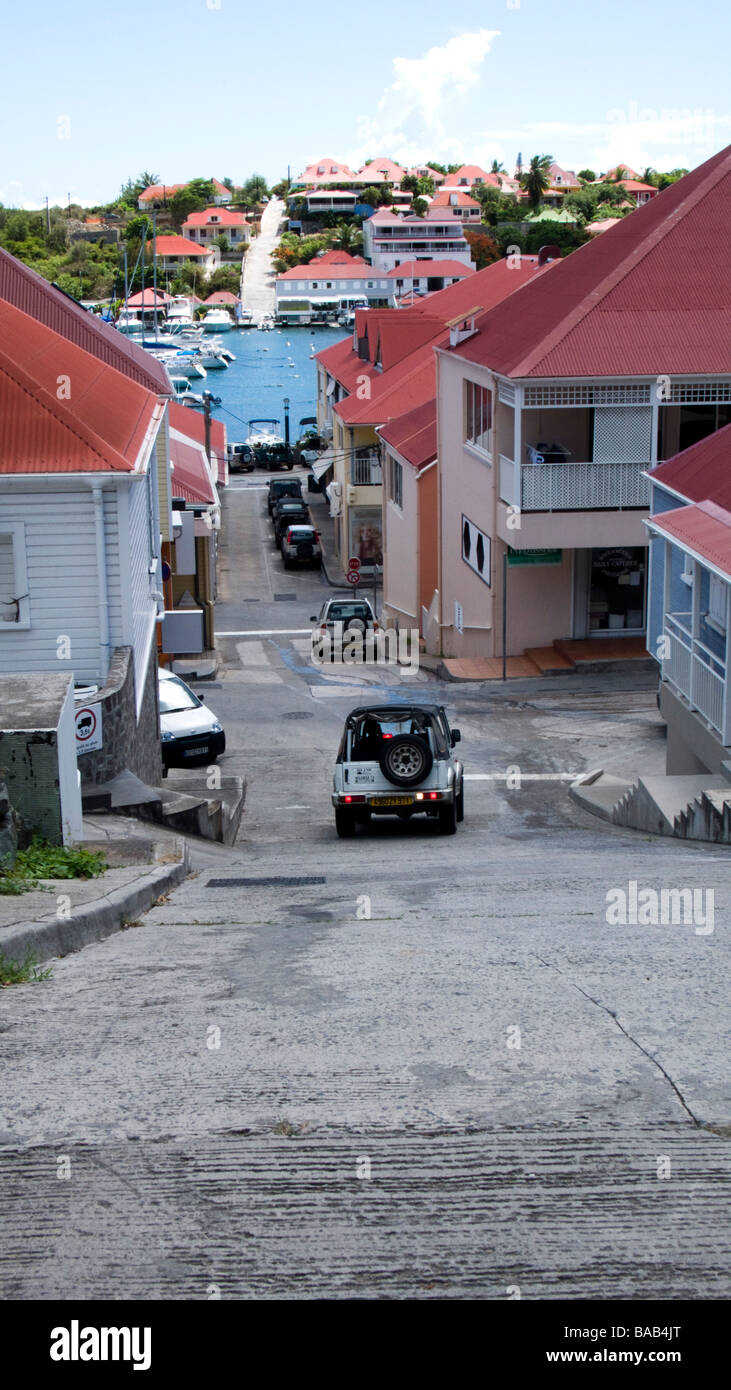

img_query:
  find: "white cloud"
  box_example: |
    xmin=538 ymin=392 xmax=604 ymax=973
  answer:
xmin=346 ymin=28 xmax=500 ymax=168
xmin=475 ymin=108 xmax=731 ymax=176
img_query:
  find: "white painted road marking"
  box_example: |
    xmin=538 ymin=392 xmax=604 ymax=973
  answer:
xmin=464 ymin=772 xmax=583 ymax=781
xmin=218 ymin=629 xmax=312 ymax=637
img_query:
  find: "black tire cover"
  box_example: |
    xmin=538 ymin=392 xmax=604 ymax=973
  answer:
xmin=379 ymin=733 xmax=433 ymax=787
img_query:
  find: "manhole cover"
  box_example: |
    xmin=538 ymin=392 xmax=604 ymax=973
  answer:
xmin=207 ymin=876 xmax=326 ymax=888
xmin=274 ymin=593 xmax=297 ymax=601
xmin=281 ymin=711 xmax=314 ymax=720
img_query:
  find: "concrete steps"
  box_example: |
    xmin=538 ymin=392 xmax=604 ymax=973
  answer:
xmin=82 ymin=769 xmax=246 ymax=845
xmin=570 ymin=769 xmax=731 ymax=844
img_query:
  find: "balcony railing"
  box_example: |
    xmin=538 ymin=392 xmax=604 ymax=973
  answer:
xmin=350 ymin=449 xmax=382 ymax=486
xmin=499 ymin=454 xmax=650 ymax=511
xmin=663 ymin=612 xmax=726 ymax=736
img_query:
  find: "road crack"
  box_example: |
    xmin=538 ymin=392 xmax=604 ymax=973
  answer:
xmin=535 ymin=955 xmax=701 ymax=1126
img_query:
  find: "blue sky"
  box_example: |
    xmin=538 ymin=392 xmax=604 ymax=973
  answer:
xmin=2 ymin=0 xmax=730 ymax=207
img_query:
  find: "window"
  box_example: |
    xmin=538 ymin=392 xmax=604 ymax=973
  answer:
xmin=708 ymin=574 xmax=728 ymax=632
xmin=389 ymin=456 xmax=403 ymax=509
xmin=0 ymin=522 xmax=30 ymax=627
xmin=465 ymin=381 xmax=492 ymax=454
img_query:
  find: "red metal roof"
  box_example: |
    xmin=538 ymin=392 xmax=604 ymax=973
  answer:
xmin=379 ymin=399 xmax=437 ymax=469
xmin=0 ymin=247 xmax=170 ymax=395
xmin=169 ymin=400 xmax=226 ymax=487
xmin=316 ymin=250 xmax=367 ymax=265
xmin=430 ymin=190 xmax=481 ymax=209
xmin=385 ymin=260 xmax=474 ymax=278
xmin=454 ymin=146 xmax=731 ymax=379
xmin=202 ymin=291 xmax=239 ymax=305
xmin=278 ymin=263 xmax=382 ymax=281
xmin=0 ymin=301 xmax=162 ymax=475
xmin=126 ymin=289 xmax=173 ymax=307
xmin=169 ymin=416 xmax=218 ymax=506
xmin=649 ymin=421 xmax=731 ymax=509
xmin=649 ymin=499 xmax=731 ymax=577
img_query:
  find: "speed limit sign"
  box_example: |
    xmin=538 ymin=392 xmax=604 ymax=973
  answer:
xmin=346 ymin=570 xmax=360 ymax=585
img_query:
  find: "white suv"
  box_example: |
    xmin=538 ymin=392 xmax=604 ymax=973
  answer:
xmin=332 ymin=703 xmax=464 ymax=837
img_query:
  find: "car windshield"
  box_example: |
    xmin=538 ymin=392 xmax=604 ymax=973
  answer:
xmin=288 ymin=527 xmax=314 ymax=537
xmin=158 ymin=677 xmax=201 ymax=714
xmin=328 ymin=604 xmax=372 ymax=620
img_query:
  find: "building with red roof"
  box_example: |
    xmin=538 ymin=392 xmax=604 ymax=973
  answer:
xmin=428 ymin=189 xmax=482 ymax=221
xmin=362 ymin=206 xmax=475 ymax=271
xmin=182 ymin=206 xmax=251 ymax=249
xmin=292 ymin=158 xmax=357 ymax=189
xmin=137 ymin=178 xmax=231 ymax=210
xmin=448 ymin=165 xmax=493 ymax=188
xmin=153 ymin=234 xmax=218 ymax=273
xmin=313 ymin=257 xmax=546 ymax=580
xmin=428 ymin=144 xmax=731 ymax=662
xmin=0 ymin=298 xmax=167 ymax=785
xmin=645 ymin=422 xmax=731 ymax=772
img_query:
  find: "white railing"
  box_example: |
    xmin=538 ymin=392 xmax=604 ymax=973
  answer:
xmin=351 ymin=450 xmax=382 ymax=486
xmin=499 ymin=457 xmax=650 ymax=511
xmin=663 ymin=612 xmax=726 ymax=735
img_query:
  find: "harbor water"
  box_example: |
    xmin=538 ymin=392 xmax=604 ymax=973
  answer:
xmin=208 ymin=325 xmax=345 ymax=443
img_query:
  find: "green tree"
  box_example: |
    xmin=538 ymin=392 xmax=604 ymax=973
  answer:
xmin=358 ymin=186 xmax=383 ymax=208
xmin=241 ymin=174 xmax=269 ymax=206
xmin=138 ymin=171 xmax=160 ymax=189
xmin=522 ymin=154 xmax=553 ymax=208
xmin=215 ymin=233 xmax=230 ymax=254
xmin=330 ymin=221 xmax=363 ymax=253
xmin=401 ymin=173 xmax=420 ymax=194
xmin=577 ymin=168 xmax=596 ymax=183
xmin=411 ymin=197 xmax=428 ymax=217
xmin=169 ymin=185 xmax=208 ymax=228
xmin=563 ymin=187 xmax=599 ymax=222
xmin=205 ymin=265 xmax=242 ymax=296
xmin=124 ymin=214 xmax=153 ymax=243
xmin=490 ymin=159 xmax=505 ymax=174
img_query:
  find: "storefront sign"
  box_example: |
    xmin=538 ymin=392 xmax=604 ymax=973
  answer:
xmin=507 ymin=548 xmax=562 ymax=566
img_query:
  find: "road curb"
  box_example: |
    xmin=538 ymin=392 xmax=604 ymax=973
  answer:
xmin=0 ymin=842 xmax=190 ymax=966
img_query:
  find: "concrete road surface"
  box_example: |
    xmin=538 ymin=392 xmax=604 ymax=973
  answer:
xmin=0 ymin=481 xmax=728 ymax=1300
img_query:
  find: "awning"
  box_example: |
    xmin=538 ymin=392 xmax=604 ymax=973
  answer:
xmin=311 ymin=451 xmax=335 ymax=481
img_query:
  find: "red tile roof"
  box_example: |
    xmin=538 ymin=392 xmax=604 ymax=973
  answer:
xmin=183 ymin=207 xmax=250 ymax=228
xmin=356 ymin=159 xmax=406 ymax=183
xmin=430 ymin=190 xmax=481 ymax=209
xmin=0 ymin=247 xmax=170 ymax=395
xmin=451 ymin=165 xmax=492 ymax=184
xmin=154 ymin=235 xmax=209 ymax=257
xmin=0 ymin=301 xmax=162 ymax=475
xmin=385 ymin=260 xmax=474 ymax=279
xmin=316 ymin=250 xmax=367 ymax=265
xmin=126 ymin=289 xmax=172 ymax=307
xmin=379 ymin=399 xmax=437 ymax=469
xmin=648 ymin=499 xmax=731 ymax=577
xmin=203 ymin=291 xmax=239 ymax=304
xmin=453 ymin=145 xmax=731 ymax=379
xmin=648 ymin=421 xmax=731 ymax=509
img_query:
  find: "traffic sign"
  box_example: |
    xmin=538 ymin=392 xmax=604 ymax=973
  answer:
xmin=348 ymin=557 xmax=361 ymax=570
xmin=75 ymin=704 xmax=103 ymax=754
xmin=346 ymin=570 xmax=361 ymax=585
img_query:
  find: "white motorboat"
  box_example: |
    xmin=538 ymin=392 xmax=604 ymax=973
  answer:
xmin=200 ymin=308 xmax=234 ymax=333
xmin=259 ymin=313 xmax=275 ymax=331
xmin=165 ymin=295 xmax=196 ymax=327
xmin=149 ymin=348 xmax=207 ymax=380
xmin=197 ymin=343 xmax=236 ymax=370
xmin=238 ymin=310 xmax=255 ymax=329
xmin=116 ymin=311 xmax=143 ymax=334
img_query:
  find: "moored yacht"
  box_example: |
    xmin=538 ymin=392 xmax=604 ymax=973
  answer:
xmin=200 ymin=308 xmax=234 ymax=333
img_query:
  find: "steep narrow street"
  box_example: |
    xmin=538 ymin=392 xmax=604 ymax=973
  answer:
xmin=240 ymin=197 xmax=285 ymax=321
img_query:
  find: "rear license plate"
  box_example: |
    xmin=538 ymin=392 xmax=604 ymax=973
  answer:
xmin=183 ymin=746 xmax=208 ymax=757
xmin=370 ymin=795 xmax=414 ymax=807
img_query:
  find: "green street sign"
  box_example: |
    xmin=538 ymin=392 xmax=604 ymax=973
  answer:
xmin=507 ymin=548 xmax=563 ymax=566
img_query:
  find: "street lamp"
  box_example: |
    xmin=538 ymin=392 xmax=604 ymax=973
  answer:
xmin=283 ymin=396 xmax=290 ymax=449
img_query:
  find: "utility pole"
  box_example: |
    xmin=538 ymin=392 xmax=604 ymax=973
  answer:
xmin=152 ymin=212 xmax=158 ymax=343
xmin=202 ymin=390 xmax=212 ymax=465
xmin=45 ymin=196 xmax=50 ymax=236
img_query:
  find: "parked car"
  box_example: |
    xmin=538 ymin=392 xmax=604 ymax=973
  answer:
xmin=311 ymin=597 xmax=378 ymax=636
xmin=271 ymin=490 xmax=307 ymax=525
xmin=268 ymin=477 xmax=303 ymax=516
xmin=282 ymin=524 xmax=322 ymax=569
xmin=274 ymin=502 xmax=311 ymax=547
xmin=227 ymin=442 xmax=255 ymax=473
xmin=158 ymin=669 xmax=225 ymax=771
xmin=332 ymin=703 xmax=464 ymax=837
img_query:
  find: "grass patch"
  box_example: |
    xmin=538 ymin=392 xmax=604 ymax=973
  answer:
xmin=0 ymin=837 xmax=105 ymax=896
xmin=0 ymin=948 xmax=53 ymax=986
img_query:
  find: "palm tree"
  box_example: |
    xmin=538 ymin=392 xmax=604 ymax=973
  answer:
xmin=330 ymin=221 xmax=363 ymax=254
xmin=490 ymin=160 xmax=506 ymax=175
xmin=138 ymin=171 xmax=160 ymax=188
xmin=641 ymin=166 xmax=656 ymax=186
xmin=522 ymin=154 xmax=553 ymax=208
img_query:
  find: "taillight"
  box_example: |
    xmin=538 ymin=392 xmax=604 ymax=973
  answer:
xmin=373 ymin=621 xmax=379 ymax=631
xmin=428 ymin=791 xmax=438 ymax=800
xmin=314 ymin=530 xmax=320 ymax=541
xmin=344 ymin=794 xmax=365 ymax=803
xmin=286 ymin=529 xmax=293 ymax=542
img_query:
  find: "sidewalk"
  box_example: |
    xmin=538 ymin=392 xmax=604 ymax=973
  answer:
xmin=0 ymin=816 xmax=189 ymax=966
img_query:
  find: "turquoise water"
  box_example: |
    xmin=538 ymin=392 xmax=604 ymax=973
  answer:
xmin=208 ymin=325 xmax=345 ymax=444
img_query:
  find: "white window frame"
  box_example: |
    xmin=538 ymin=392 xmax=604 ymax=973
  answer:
xmin=388 ymin=456 xmax=403 ymax=510
xmin=465 ymin=380 xmax=493 ymax=457
xmin=707 ymin=573 xmax=727 ymax=633
xmin=0 ymin=521 xmax=30 ymax=629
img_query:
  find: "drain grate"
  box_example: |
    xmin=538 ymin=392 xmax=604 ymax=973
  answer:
xmin=281 ymin=711 xmax=314 ymax=720
xmin=207 ymin=876 xmax=326 ymax=888
xmin=273 ymin=593 xmax=297 ymax=601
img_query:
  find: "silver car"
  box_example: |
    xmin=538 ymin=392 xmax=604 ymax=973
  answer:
xmin=332 ymin=703 xmax=464 ymax=837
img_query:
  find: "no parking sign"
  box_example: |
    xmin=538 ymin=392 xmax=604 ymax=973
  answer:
xmin=75 ymin=704 xmax=103 ymax=755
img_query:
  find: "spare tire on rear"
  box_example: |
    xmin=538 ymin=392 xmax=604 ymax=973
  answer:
xmin=379 ymin=733 xmax=433 ymax=787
